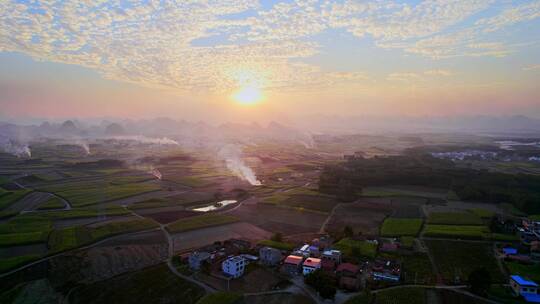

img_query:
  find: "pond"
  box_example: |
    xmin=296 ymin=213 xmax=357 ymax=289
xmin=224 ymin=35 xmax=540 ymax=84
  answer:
xmin=192 ymin=200 xmax=238 ymax=212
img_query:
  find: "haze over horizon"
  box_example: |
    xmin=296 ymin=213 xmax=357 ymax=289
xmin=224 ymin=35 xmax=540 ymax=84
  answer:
xmin=1 ymin=0 xmax=539 ymax=123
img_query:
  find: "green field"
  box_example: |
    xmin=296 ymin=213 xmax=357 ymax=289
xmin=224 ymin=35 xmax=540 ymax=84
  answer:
xmin=0 ymin=214 xmax=52 ymax=246
xmin=426 ymin=240 xmax=504 ymax=284
xmin=380 ymin=218 xmax=423 ymax=237
xmin=427 ymin=212 xmax=483 ymax=225
xmin=69 ymin=264 xmax=205 ymax=304
xmin=400 ymin=236 xmax=415 ymax=248
xmin=334 ymin=238 xmax=377 ymax=259
xmin=0 ymin=190 xmax=32 ymax=210
xmin=375 ymin=287 xmax=426 ymax=304
xmin=196 ymin=292 xmax=242 ymax=304
xmin=469 ymin=208 xmax=495 ymax=219
xmin=166 ymin=214 xmax=239 ymax=234
xmin=0 ymin=231 xmax=47 ymax=247
xmin=48 ymin=218 xmax=158 ymax=252
xmin=423 ymin=224 xmax=488 ymax=239
xmin=0 ymin=255 xmax=40 ymax=273
xmin=36 ymin=196 xmax=65 ymax=210
xmin=37 ymin=206 xmax=131 ymax=220
xmin=258 ymin=239 xmax=296 ymax=251
xmin=505 ymin=261 xmax=540 ymax=283
xmin=40 ymin=179 xmax=161 ymax=207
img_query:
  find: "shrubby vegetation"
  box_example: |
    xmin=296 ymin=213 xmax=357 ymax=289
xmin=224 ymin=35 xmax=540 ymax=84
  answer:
xmin=319 ymin=154 xmax=540 ymax=214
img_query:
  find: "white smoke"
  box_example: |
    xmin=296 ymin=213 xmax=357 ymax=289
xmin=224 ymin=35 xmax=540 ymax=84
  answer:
xmin=110 ymin=135 xmax=179 ymax=145
xmin=74 ymin=140 xmax=90 ymax=155
xmin=299 ymin=132 xmax=315 ymax=149
xmin=0 ymin=138 xmax=31 ymax=158
xmin=130 ymin=163 xmax=163 ymax=180
xmin=218 ymin=144 xmax=262 ymax=186
xmin=150 ymin=168 xmax=162 ymax=180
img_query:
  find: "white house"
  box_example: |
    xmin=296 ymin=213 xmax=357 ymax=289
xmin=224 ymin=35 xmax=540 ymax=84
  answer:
xmin=222 ymin=256 xmax=246 ymax=278
xmin=302 ymin=258 xmax=322 ymax=276
xmin=510 ymin=275 xmax=540 ymax=302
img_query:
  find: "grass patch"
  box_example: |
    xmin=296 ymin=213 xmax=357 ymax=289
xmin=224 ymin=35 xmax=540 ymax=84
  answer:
xmin=36 ymin=197 xmax=65 ymax=210
xmin=166 ymin=214 xmax=239 ymax=234
xmin=334 ymin=238 xmax=377 ymax=259
xmin=0 ymin=214 xmax=52 ymax=234
xmin=69 ymin=264 xmax=205 ymax=304
xmin=469 ymin=208 xmax=495 ymax=219
xmin=196 ymin=292 xmax=242 ymax=304
xmin=376 ymin=287 xmax=426 ymax=304
xmin=48 ymin=218 xmax=158 ymax=252
xmin=0 ymin=231 xmax=47 ymax=247
xmin=426 ymin=240 xmax=504 ymax=284
xmin=505 ymin=261 xmax=540 ymax=283
xmin=380 ymin=218 xmax=423 ymax=237
xmin=427 ymin=212 xmax=483 ymax=225
xmin=38 ymin=206 xmax=130 ymax=220
xmin=400 ymin=236 xmax=415 ymax=248
xmin=0 ymin=190 xmax=32 ymax=210
xmin=0 ymin=255 xmax=40 ymax=273
xmin=423 ymin=224 xmax=487 ymax=240
xmin=258 ymin=239 xmax=295 ymax=251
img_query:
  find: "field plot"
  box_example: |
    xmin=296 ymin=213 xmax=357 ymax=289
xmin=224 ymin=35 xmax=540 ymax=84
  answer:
xmin=363 ymin=185 xmax=452 ymax=199
xmin=261 ymin=188 xmax=339 ymax=213
xmin=505 ymin=261 xmax=540 ymax=283
xmin=228 ymin=203 xmax=327 ymax=235
xmin=48 ymin=218 xmax=158 ymax=252
xmin=171 ymin=222 xmax=271 ymax=253
xmin=425 ymin=240 xmax=504 ymax=284
xmin=334 ymin=238 xmax=377 ymax=259
xmin=36 ymin=196 xmax=66 ymax=210
xmin=166 ymin=213 xmax=238 ymax=233
xmin=423 ymin=224 xmax=488 ymax=239
xmin=0 ymin=189 xmax=32 ymax=210
xmin=325 ymin=201 xmax=392 ymax=235
xmin=127 ymin=191 xmax=215 ymax=210
xmin=69 ymin=264 xmax=204 ymax=304
xmin=375 ymin=287 xmax=426 ymax=304
xmin=380 ymin=218 xmax=423 ymax=237
xmin=244 ymin=293 xmax=314 ymax=304
xmin=196 ymin=265 xmax=284 ymax=293
xmin=0 ymin=214 xmax=51 ymax=247
xmin=427 ymin=212 xmax=483 ymax=225
xmin=0 ymin=255 xmax=40 ymax=273
xmin=38 ymin=178 xmax=161 ymax=207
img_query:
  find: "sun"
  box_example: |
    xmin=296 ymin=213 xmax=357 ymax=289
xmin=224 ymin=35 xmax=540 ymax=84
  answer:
xmin=232 ymin=86 xmax=263 ymax=105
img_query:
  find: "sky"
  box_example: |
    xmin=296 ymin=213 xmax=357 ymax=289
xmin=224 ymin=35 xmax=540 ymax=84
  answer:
xmin=0 ymin=0 xmax=539 ymax=123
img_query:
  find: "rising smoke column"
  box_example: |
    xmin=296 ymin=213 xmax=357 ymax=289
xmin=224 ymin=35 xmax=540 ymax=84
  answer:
xmin=0 ymin=137 xmax=31 ymax=158
xmin=110 ymin=135 xmax=179 ymax=145
xmin=218 ymin=144 xmax=262 ymax=186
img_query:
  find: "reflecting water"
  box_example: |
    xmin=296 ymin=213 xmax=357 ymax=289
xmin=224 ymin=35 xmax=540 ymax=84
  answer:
xmin=192 ymin=200 xmax=237 ymax=212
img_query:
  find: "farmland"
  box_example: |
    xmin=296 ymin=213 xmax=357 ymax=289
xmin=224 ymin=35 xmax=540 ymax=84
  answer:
xmin=166 ymin=213 xmax=239 ymax=234
xmin=427 ymin=212 xmax=484 ymax=225
xmin=333 ymin=238 xmax=377 ymax=259
xmin=68 ymin=264 xmax=205 ymax=304
xmin=380 ymin=218 xmax=423 ymax=237
xmin=425 ymin=240 xmax=504 ymax=284
xmin=423 ymin=224 xmax=488 ymax=239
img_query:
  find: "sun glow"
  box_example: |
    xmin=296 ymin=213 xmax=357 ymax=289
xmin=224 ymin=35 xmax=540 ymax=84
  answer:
xmin=233 ymin=86 xmax=263 ymax=105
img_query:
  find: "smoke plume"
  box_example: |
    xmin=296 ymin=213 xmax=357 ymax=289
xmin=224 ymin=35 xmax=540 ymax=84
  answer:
xmin=0 ymin=138 xmax=31 ymax=158
xmin=218 ymin=144 xmax=262 ymax=186
xmin=111 ymin=135 xmax=179 ymax=145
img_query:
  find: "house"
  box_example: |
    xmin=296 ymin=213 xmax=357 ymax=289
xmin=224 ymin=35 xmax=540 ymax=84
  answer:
xmin=222 ymin=256 xmax=246 ymax=278
xmin=510 ymin=275 xmax=540 ymax=302
xmin=322 ymin=249 xmax=342 ymax=264
xmin=531 ymin=242 xmax=540 ymax=261
xmin=293 ymin=244 xmax=311 ymax=258
xmin=282 ymin=255 xmax=304 ymax=275
xmin=259 ymin=247 xmax=282 ymax=266
xmin=321 ymin=259 xmax=336 ymax=274
xmin=308 ymin=245 xmax=320 ymax=257
xmin=371 ymin=259 xmax=401 ymax=283
xmin=303 ymin=258 xmax=322 ymax=276
xmin=188 ymin=251 xmax=211 ymax=271
xmin=503 ymin=247 xmax=518 ymax=256
xmin=337 ymin=263 xmax=361 ymax=290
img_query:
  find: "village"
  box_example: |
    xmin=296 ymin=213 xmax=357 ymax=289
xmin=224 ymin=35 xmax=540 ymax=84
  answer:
xmin=168 ymin=215 xmax=540 ymax=303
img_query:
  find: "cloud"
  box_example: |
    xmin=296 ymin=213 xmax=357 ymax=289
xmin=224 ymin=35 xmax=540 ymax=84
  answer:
xmin=387 ymin=69 xmax=454 ymax=82
xmin=0 ymin=0 xmax=538 ymax=93
xmin=523 ymin=64 xmax=540 ymax=71
xmin=424 ymin=70 xmax=454 ymax=76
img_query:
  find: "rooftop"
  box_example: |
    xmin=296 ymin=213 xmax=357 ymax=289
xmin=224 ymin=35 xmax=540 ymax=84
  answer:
xmin=512 ymin=275 xmax=539 ymax=287
xmin=337 ymin=263 xmax=360 ymax=274
xmin=303 ymin=258 xmax=322 ymax=268
xmin=284 ymin=255 xmax=303 ymax=265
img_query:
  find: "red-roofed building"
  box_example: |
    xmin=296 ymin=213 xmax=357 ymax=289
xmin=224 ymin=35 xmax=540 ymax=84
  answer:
xmin=282 ymin=255 xmax=303 ymax=275
xmin=303 ymin=258 xmax=322 ymax=276
xmin=321 ymin=259 xmax=336 ymax=274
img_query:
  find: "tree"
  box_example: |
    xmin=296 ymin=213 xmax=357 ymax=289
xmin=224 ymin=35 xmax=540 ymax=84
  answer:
xmin=271 ymin=232 xmax=283 ymax=242
xmin=468 ymin=268 xmax=491 ymax=296
xmin=343 ymin=225 xmax=354 ymax=238
xmin=305 ymin=270 xmax=337 ymax=300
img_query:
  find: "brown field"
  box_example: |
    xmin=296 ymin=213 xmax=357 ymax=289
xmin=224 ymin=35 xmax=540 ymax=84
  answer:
xmin=195 ymin=266 xmax=285 ymax=293
xmin=326 ymin=201 xmax=392 ymax=235
xmin=171 ymin=222 xmax=271 ymax=253
xmin=227 ymin=203 xmax=327 ymax=235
